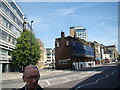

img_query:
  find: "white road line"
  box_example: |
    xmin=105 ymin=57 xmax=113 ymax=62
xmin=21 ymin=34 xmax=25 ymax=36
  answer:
xmin=75 ymin=70 xmax=118 ymax=90
xmin=45 ymin=80 xmax=51 ymax=85
xmin=62 ymin=77 xmax=71 ymax=82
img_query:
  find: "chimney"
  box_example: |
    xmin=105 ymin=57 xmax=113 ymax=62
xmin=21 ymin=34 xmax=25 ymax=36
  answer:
xmin=61 ymin=31 xmax=65 ymax=37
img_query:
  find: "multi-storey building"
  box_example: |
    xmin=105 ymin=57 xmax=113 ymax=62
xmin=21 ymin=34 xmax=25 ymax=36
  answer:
xmin=0 ymin=0 xmax=31 ymax=72
xmin=70 ymin=26 xmax=88 ymax=41
xmin=52 ymin=48 xmax=55 ymax=68
xmin=105 ymin=45 xmax=118 ymax=62
xmin=45 ymin=48 xmax=55 ymax=68
xmin=55 ymin=31 xmax=95 ymax=70
xmin=37 ymin=39 xmax=45 ymax=68
xmin=93 ymin=43 xmax=118 ymax=64
xmin=92 ymin=41 xmax=102 ymax=64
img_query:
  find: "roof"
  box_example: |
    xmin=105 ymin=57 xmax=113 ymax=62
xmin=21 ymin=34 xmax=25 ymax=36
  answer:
xmin=106 ymin=45 xmax=116 ymax=47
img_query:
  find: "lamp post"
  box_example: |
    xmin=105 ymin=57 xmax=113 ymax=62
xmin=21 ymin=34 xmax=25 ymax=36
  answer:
xmin=31 ymin=20 xmax=34 ymax=33
xmin=30 ymin=20 xmax=34 ymax=64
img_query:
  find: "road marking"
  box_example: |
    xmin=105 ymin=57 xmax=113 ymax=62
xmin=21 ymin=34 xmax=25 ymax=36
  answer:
xmin=45 ymin=80 xmax=51 ymax=85
xmin=62 ymin=77 xmax=71 ymax=82
xmin=75 ymin=70 xmax=118 ymax=90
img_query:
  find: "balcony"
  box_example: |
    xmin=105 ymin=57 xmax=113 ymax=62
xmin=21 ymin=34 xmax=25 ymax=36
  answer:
xmin=0 ymin=54 xmax=11 ymax=63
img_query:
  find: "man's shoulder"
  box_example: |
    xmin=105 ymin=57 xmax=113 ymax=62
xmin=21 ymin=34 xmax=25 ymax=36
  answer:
xmin=16 ymin=85 xmax=43 ymax=90
xmin=17 ymin=86 xmax=25 ymax=90
xmin=37 ymin=85 xmax=44 ymax=90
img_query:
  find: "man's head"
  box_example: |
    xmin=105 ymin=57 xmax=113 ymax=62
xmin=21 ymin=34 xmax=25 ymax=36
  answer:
xmin=22 ymin=65 xmax=40 ymax=89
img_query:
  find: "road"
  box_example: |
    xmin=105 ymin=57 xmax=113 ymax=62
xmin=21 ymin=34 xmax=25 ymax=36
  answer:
xmin=71 ymin=63 xmax=120 ymax=89
xmin=2 ymin=62 xmax=120 ymax=89
xmin=46 ymin=62 xmax=120 ymax=89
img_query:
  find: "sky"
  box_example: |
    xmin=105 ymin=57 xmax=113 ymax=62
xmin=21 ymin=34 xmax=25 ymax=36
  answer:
xmin=17 ymin=1 xmax=118 ymax=52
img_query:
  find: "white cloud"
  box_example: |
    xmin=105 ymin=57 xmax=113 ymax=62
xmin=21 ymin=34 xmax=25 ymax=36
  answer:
xmin=106 ymin=16 xmax=118 ymax=21
xmin=51 ymin=8 xmax=76 ymax=17
xmin=59 ymin=8 xmax=75 ymax=16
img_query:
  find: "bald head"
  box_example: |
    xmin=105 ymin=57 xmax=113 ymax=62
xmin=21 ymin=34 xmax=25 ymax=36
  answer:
xmin=24 ymin=65 xmax=38 ymax=71
xmin=23 ymin=65 xmax=39 ymax=77
xmin=22 ymin=65 xmax=40 ymax=89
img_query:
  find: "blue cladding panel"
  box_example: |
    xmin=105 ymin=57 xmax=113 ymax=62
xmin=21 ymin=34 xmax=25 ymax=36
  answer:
xmin=71 ymin=41 xmax=94 ymax=57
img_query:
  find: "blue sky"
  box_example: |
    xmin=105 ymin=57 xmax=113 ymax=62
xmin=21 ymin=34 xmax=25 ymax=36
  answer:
xmin=17 ymin=2 xmax=118 ymax=52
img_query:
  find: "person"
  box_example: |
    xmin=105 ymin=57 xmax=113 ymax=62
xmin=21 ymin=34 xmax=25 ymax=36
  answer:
xmin=18 ymin=65 xmax=43 ymax=90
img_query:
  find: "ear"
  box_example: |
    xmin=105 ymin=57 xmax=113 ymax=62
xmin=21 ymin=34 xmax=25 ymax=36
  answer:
xmin=22 ymin=76 xmax=26 ymax=82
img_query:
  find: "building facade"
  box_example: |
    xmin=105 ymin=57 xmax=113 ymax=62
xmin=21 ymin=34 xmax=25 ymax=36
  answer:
xmin=0 ymin=0 xmax=24 ymax=72
xmin=45 ymin=48 xmax=55 ymax=68
xmin=0 ymin=0 xmax=32 ymax=72
xmin=93 ymin=43 xmax=118 ymax=64
xmin=70 ymin=26 xmax=88 ymax=41
xmin=105 ymin=45 xmax=118 ymax=62
xmin=92 ymin=41 xmax=103 ymax=64
xmin=37 ymin=39 xmax=45 ymax=68
xmin=55 ymin=31 xmax=95 ymax=70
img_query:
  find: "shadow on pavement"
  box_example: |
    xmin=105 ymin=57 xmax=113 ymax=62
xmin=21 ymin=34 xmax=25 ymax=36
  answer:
xmin=70 ymin=63 xmax=120 ymax=89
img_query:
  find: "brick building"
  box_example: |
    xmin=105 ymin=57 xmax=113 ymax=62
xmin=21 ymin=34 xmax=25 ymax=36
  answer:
xmin=55 ymin=31 xmax=95 ymax=70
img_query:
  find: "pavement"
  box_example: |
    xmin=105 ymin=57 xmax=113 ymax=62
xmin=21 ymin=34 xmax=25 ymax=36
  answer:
xmin=1 ymin=69 xmax=72 ymax=81
xmin=1 ymin=72 xmax=23 ymax=81
xmin=1 ymin=62 xmax=117 ymax=81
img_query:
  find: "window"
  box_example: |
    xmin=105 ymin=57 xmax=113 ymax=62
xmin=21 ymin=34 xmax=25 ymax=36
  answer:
xmin=2 ymin=49 xmax=7 ymax=55
xmin=47 ymin=54 xmax=51 ymax=56
xmin=58 ymin=60 xmax=68 ymax=65
xmin=0 ymin=15 xmax=2 ymax=24
xmin=9 ymin=2 xmax=23 ymax=20
xmin=58 ymin=60 xmax=62 ymax=65
xmin=2 ymin=31 xmax=8 ymax=41
xmin=66 ymin=41 xmax=69 ymax=46
xmin=12 ymin=37 xmax=16 ymax=44
xmin=1 ymin=2 xmax=23 ymax=29
xmin=47 ymin=57 xmax=51 ymax=58
xmin=47 ymin=60 xmax=51 ymax=62
xmin=8 ymin=35 xmax=11 ymax=42
xmin=0 ymin=48 xmax=2 ymax=55
xmin=6 ymin=22 xmax=10 ymax=29
xmin=56 ymin=42 xmax=60 ymax=47
xmin=2 ymin=17 xmax=7 ymax=27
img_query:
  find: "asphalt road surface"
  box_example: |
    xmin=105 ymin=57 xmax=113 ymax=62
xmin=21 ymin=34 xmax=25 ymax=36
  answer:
xmin=46 ymin=62 xmax=120 ymax=89
xmin=2 ymin=62 xmax=120 ymax=89
xmin=72 ymin=63 xmax=120 ymax=89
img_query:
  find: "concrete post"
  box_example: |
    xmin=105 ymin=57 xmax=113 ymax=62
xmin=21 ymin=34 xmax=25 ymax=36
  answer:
xmin=0 ymin=62 xmax=2 ymax=90
xmin=5 ymin=64 xmax=9 ymax=72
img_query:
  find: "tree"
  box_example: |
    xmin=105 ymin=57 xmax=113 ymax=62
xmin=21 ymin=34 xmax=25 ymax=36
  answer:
xmin=12 ymin=29 xmax=40 ymax=69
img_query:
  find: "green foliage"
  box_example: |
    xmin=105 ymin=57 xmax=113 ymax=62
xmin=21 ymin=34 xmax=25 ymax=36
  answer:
xmin=12 ymin=29 xmax=40 ymax=67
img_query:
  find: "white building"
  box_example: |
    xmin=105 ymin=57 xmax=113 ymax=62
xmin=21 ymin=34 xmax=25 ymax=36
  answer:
xmin=45 ymin=48 xmax=55 ymax=68
xmin=0 ymin=0 xmax=31 ymax=72
xmin=70 ymin=26 xmax=88 ymax=41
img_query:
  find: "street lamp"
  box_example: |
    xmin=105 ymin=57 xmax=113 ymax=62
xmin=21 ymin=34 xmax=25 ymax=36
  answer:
xmin=31 ymin=20 xmax=34 ymax=32
xmin=30 ymin=20 xmax=34 ymax=64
